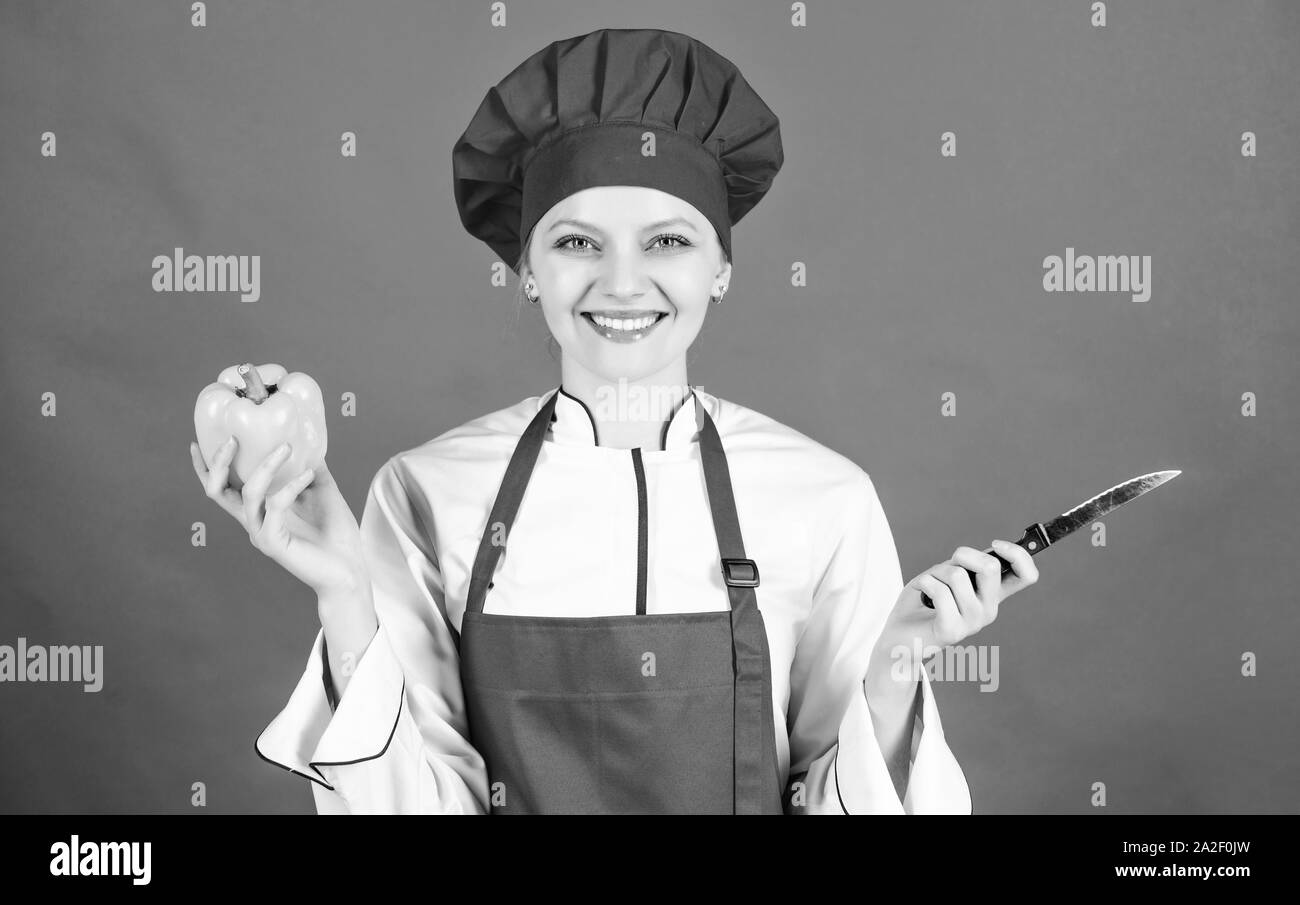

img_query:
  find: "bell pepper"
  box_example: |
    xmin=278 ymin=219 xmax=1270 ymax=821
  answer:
xmin=194 ymin=362 xmax=328 ymax=497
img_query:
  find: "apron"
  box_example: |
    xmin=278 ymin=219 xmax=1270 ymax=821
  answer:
xmin=455 ymin=388 xmax=785 ymax=814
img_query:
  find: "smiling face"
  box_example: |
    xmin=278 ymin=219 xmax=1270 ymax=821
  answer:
xmin=521 ymin=186 xmax=731 ymax=386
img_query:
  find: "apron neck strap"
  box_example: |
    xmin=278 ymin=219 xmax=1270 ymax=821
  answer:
xmin=464 ymin=388 xmax=759 ymax=620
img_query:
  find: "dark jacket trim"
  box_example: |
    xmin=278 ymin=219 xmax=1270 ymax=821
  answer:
xmin=557 ymin=384 xmax=599 ymax=444
xmin=631 ymin=447 xmax=648 ymax=615
xmin=833 ymin=743 xmax=852 ymax=814
xmin=254 ymin=676 xmax=406 ymax=793
xmin=659 ymin=385 xmax=696 ymax=449
xmin=557 ymin=384 xmax=697 ymax=450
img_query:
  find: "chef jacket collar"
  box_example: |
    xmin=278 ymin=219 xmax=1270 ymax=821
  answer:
xmin=548 ymin=384 xmax=702 ymax=450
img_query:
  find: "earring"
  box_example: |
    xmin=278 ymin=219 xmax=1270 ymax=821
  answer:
xmin=712 ymin=285 xmax=728 ymax=304
xmin=524 ymin=282 xmax=538 ymax=304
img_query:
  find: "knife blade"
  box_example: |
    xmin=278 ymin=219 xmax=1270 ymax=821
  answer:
xmin=919 ymin=469 xmax=1181 ymax=609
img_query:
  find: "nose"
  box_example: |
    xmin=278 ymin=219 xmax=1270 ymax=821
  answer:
xmin=596 ymin=244 xmax=649 ymax=302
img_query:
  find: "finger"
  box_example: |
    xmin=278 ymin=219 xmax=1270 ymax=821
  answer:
xmin=189 ymin=441 xmax=208 ymax=480
xmin=992 ymin=538 xmax=1040 ymax=587
xmin=951 ymin=545 xmax=1004 ymax=619
xmin=937 ymin=560 xmax=981 ymax=624
xmin=267 ymin=465 xmax=316 ymax=510
xmin=199 ymin=437 xmax=246 ymax=522
xmin=243 ymin=442 xmax=292 ymax=539
xmin=203 ymin=436 xmax=236 ymax=498
xmin=259 ymin=466 xmax=316 ymax=548
xmin=915 ymin=574 xmax=964 ymax=645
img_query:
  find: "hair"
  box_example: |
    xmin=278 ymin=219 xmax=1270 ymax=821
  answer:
xmin=513 ymin=229 xmax=536 ymax=311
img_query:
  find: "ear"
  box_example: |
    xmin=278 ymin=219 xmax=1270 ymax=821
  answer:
xmin=715 ymin=256 xmax=732 ymax=285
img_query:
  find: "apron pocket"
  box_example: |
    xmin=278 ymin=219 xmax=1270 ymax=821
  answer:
xmin=469 ymin=688 xmax=602 ymax=814
xmin=596 ymin=684 xmax=736 ymax=814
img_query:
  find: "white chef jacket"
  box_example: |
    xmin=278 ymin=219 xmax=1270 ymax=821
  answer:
xmin=254 ymin=385 xmax=973 ymax=814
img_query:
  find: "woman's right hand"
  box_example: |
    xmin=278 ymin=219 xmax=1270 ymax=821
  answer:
xmin=190 ymin=435 xmax=372 ymax=601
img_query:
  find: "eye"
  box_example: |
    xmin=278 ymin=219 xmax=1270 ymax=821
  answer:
xmin=650 ymin=233 xmax=692 ymax=250
xmin=554 ymin=234 xmax=596 ymax=252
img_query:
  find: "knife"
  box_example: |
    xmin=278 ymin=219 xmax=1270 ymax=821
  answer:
xmin=920 ymin=469 xmax=1181 ymax=609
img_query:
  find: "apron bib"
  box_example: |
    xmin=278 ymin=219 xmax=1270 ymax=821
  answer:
xmin=457 ymin=389 xmax=785 ymax=814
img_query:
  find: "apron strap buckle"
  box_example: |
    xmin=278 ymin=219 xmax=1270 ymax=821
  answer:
xmin=720 ymin=558 xmax=760 ymax=588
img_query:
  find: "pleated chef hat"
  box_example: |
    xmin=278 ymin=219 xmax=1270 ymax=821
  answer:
xmin=452 ymin=28 xmax=784 ymax=273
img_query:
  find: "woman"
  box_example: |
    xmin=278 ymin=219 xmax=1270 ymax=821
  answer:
xmin=191 ymin=28 xmax=1038 ymax=814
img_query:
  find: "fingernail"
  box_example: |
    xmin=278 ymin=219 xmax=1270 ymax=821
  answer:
xmin=278 ymin=442 xmax=292 ymax=456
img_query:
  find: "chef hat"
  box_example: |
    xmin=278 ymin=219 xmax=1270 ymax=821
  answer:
xmin=452 ymin=28 xmax=784 ymax=273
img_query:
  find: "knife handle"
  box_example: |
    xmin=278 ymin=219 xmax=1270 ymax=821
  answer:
xmin=920 ymin=522 xmax=1049 ymax=609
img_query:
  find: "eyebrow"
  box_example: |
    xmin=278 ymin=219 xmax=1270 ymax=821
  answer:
xmin=546 ymin=217 xmax=700 ymax=235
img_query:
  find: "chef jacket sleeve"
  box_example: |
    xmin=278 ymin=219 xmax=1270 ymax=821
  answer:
xmin=254 ymin=457 xmax=490 ymax=814
xmin=784 ymin=472 xmax=972 ymax=814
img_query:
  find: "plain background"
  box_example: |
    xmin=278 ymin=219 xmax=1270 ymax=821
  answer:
xmin=1 ymin=1 xmax=1297 ymax=814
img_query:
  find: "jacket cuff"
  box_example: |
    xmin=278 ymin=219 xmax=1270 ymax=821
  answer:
xmin=310 ymin=622 xmax=404 ymax=767
xmin=903 ymin=668 xmax=972 ymax=814
xmin=254 ymin=623 xmax=405 ymax=791
xmin=253 ymin=627 xmax=338 ymax=790
xmin=833 ymin=668 xmax=971 ymax=814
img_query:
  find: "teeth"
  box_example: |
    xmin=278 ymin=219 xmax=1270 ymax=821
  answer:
xmin=592 ymin=313 xmax=660 ymax=331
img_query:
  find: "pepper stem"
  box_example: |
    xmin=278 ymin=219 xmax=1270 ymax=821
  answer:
xmin=237 ymin=363 xmax=269 ymax=403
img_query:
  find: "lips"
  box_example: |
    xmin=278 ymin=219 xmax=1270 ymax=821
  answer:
xmin=580 ymin=310 xmax=669 ymax=343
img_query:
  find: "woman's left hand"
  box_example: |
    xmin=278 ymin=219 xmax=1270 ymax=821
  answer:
xmin=867 ymin=539 xmax=1040 ymax=690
